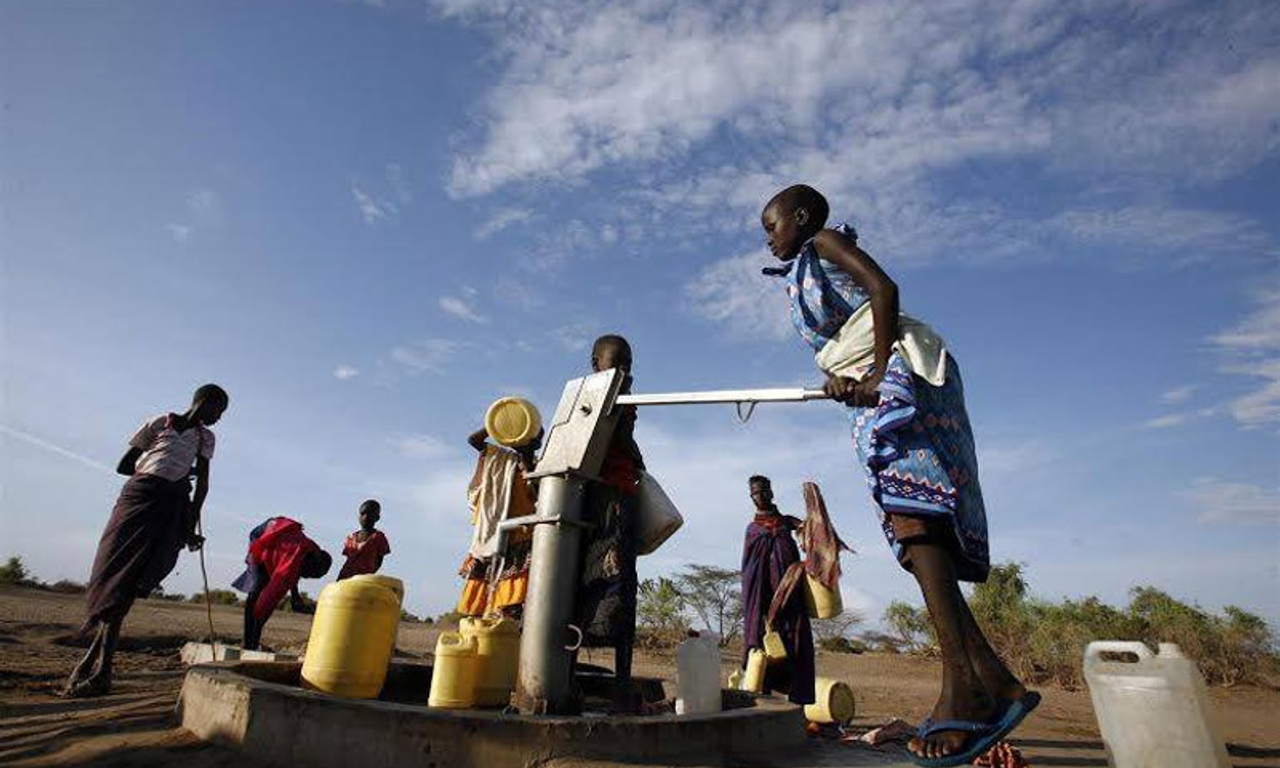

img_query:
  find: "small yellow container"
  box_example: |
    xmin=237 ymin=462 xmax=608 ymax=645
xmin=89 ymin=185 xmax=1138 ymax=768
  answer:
xmin=459 ymin=616 xmax=520 ymax=708
xmin=805 ymin=677 xmax=856 ymax=724
xmin=742 ymin=649 xmax=768 ymax=694
xmin=762 ymin=625 xmax=788 ymax=661
xmin=484 ymin=397 xmax=542 ymax=448
xmin=301 ymin=578 xmax=400 ymax=699
xmin=428 ymin=632 xmax=479 ymax=709
xmin=350 ymin=574 xmax=404 ymax=605
xmin=803 ymin=574 xmax=843 ymax=619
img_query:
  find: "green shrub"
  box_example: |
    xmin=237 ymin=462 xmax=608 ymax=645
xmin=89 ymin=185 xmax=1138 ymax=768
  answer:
xmin=818 ymin=636 xmax=865 ymax=654
xmin=0 ymin=556 xmax=32 ymax=587
xmin=46 ymin=579 xmax=87 ymax=594
xmin=191 ymin=589 xmax=241 ymax=606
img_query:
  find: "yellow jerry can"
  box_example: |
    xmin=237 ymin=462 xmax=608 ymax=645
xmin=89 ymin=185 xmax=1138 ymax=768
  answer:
xmin=428 ymin=631 xmax=479 ymax=709
xmin=762 ymin=624 xmax=788 ymax=661
xmin=803 ymin=574 xmax=843 ymax=619
xmin=742 ymin=648 xmax=768 ymax=694
xmin=459 ymin=616 xmax=520 ymax=708
xmin=349 ymin=574 xmax=405 ymax=605
xmin=805 ymin=677 xmax=856 ymax=724
xmin=301 ymin=578 xmax=400 ymax=699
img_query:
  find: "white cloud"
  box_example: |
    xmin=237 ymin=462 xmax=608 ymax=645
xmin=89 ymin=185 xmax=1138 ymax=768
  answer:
xmin=685 ymin=249 xmax=794 ymax=341
xmin=166 ymin=223 xmax=192 ymax=243
xmin=1210 ymin=286 xmax=1280 ymax=428
xmin=1144 ymin=413 xmax=1192 ymax=430
xmin=1160 ymin=385 xmax=1197 ymax=405
xmin=390 ymin=338 xmax=463 ymax=374
xmin=492 ymin=276 xmax=544 ymax=311
xmin=186 ymin=188 xmax=221 ymax=222
xmin=475 ymin=207 xmax=533 ymax=239
xmin=1185 ymin=480 xmax=1280 ymax=525
xmin=437 ymin=0 xmax=1280 ymax=272
xmin=351 ymin=164 xmax=413 ymax=225
xmin=352 ymin=185 xmax=391 ymax=225
xmin=439 ymin=296 xmax=488 ymax=324
xmin=550 ymin=321 xmax=598 ymax=352
xmin=1051 ymin=206 xmax=1277 ymax=265
xmin=333 ymin=365 xmax=360 ymax=380
xmin=388 ymin=433 xmax=457 ymax=460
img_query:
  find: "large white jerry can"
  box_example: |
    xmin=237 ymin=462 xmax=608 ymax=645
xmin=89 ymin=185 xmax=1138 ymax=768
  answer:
xmin=1083 ymin=641 xmax=1230 ymax=768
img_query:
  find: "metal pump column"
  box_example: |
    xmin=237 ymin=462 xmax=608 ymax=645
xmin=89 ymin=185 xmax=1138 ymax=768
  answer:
xmin=513 ymin=369 xmax=624 ymax=714
xmin=511 ymin=377 xmax=826 ymax=714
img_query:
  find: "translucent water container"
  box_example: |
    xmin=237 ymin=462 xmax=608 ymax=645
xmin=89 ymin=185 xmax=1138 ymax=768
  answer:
xmin=484 ymin=397 xmax=542 ymax=448
xmin=1083 ymin=641 xmax=1230 ymax=767
xmin=301 ymin=578 xmax=400 ymax=698
xmin=675 ymin=635 xmax=722 ymax=715
xmin=459 ymin=616 xmax=520 ymax=708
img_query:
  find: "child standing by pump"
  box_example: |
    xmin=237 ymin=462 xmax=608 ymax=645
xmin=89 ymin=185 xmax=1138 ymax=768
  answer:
xmin=575 ymin=334 xmax=645 ymax=707
xmin=338 ymin=499 xmax=391 ymax=580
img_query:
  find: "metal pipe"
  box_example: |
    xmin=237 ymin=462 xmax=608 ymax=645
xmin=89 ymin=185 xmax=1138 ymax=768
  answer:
xmin=615 ymin=387 xmax=828 ymax=407
xmin=515 ymin=474 xmax=588 ymax=715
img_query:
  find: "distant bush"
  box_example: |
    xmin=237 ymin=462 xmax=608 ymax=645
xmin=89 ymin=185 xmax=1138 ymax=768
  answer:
xmin=0 ymin=556 xmax=34 ymax=587
xmin=434 ymin=610 xmax=465 ymax=628
xmin=148 ymin=586 xmax=187 ymax=602
xmin=46 ymin=579 xmax=87 ymax=594
xmin=888 ymin=562 xmax=1280 ymax=688
xmin=192 ymin=589 xmax=241 ymax=606
xmin=818 ymin=636 xmax=865 ymax=654
xmin=400 ymin=609 xmax=422 ymax=623
xmin=636 ymin=577 xmax=688 ymax=651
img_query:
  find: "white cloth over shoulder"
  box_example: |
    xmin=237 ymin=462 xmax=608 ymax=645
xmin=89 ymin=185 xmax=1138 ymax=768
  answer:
xmin=814 ymin=303 xmax=950 ymax=386
xmin=467 ymin=445 xmax=522 ymax=560
xmin=130 ymin=414 xmax=215 ymax=482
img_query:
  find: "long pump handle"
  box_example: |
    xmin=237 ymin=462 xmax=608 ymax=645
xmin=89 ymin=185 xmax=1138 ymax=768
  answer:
xmin=614 ymin=387 xmax=829 ymax=407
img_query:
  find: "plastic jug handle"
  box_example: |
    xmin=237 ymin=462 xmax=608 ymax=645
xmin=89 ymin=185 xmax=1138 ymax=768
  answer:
xmin=1084 ymin=641 xmax=1153 ymax=661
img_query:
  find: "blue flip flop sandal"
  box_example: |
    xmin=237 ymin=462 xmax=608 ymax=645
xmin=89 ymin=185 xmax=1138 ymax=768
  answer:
xmin=910 ymin=691 xmax=1041 ymax=768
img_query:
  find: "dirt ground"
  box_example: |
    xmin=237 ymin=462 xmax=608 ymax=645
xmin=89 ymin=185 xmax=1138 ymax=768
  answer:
xmin=2 ymin=586 xmax=1278 ymax=768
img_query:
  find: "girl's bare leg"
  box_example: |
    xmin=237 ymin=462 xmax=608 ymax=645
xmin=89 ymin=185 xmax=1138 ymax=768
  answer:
xmin=904 ymin=541 xmax=997 ymax=761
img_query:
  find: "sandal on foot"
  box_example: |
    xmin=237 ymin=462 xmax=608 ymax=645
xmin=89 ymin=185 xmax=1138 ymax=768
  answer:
xmin=910 ymin=693 xmax=1041 ymax=768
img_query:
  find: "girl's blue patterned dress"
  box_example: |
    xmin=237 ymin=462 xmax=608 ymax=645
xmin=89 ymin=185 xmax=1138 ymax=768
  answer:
xmin=783 ymin=225 xmax=989 ymax=582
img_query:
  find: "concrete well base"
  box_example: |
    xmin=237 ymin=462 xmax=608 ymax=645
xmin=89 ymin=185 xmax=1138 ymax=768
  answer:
xmin=178 ymin=660 xmax=807 ymax=768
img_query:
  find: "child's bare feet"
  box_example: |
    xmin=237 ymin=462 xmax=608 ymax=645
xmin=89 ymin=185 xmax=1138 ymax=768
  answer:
xmin=60 ymin=672 xmax=111 ymax=698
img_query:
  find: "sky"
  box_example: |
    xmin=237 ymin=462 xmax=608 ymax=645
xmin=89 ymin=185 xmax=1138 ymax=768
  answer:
xmin=2 ymin=0 xmax=1278 ymax=631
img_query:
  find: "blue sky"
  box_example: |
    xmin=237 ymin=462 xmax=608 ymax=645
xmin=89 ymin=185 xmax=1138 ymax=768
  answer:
xmin=2 ymin=0 xmax=1278 ymax=629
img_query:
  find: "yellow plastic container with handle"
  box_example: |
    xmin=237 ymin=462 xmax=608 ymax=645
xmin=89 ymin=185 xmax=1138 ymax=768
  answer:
xmin=350 ymin=574 xmax=404 ymax=605
xmin=805 ymin=677 xmax=856 ymax=724
xmin=428 ymin=632 xmax=479 ymax=709
xmin=803 ymin=574 xmax=843 ymax=619
xmin=301 ymin=578 xmax=400 ymax=699
xmin=742 ymin=648 xmax=768 ymax=693
xmin=484 ymin=397 xmax=542 ymax=448
xmin=459 ymin=616 xmax=520 ymax=708
xmin=762 ymin=625 xmax=788 ymax=661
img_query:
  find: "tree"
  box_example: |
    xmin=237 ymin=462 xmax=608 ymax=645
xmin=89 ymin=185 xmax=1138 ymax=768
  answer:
xmin=811 ymin=609 xmax=865 ymax=643
xmin=637 ymin=576 xmax=687 ymax=645
xmin=883 ymin=600 xmax=933 ymax=653
xmin=0 ymin=556 xmax=31 ymax=587
xmin=674 ymin=564 xmax=742 ymax=646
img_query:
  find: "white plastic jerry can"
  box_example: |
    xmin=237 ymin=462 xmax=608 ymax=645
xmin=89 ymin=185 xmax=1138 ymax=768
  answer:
xmin=1082 ymin=641 xmax=1230 ymax=768
xmin=675 ymin=635 xmax=722 ymax=715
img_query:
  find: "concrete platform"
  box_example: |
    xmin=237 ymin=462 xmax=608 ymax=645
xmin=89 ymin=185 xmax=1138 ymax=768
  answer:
xmin=179 ymin=660 xmax=848 ymax=768
xmin=180 ymin=642 xmax=297 ymax=665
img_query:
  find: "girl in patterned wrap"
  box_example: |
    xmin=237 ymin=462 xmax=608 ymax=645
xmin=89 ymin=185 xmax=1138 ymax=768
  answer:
xmin=760 ymin=186 xmax=1037 ymax=766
